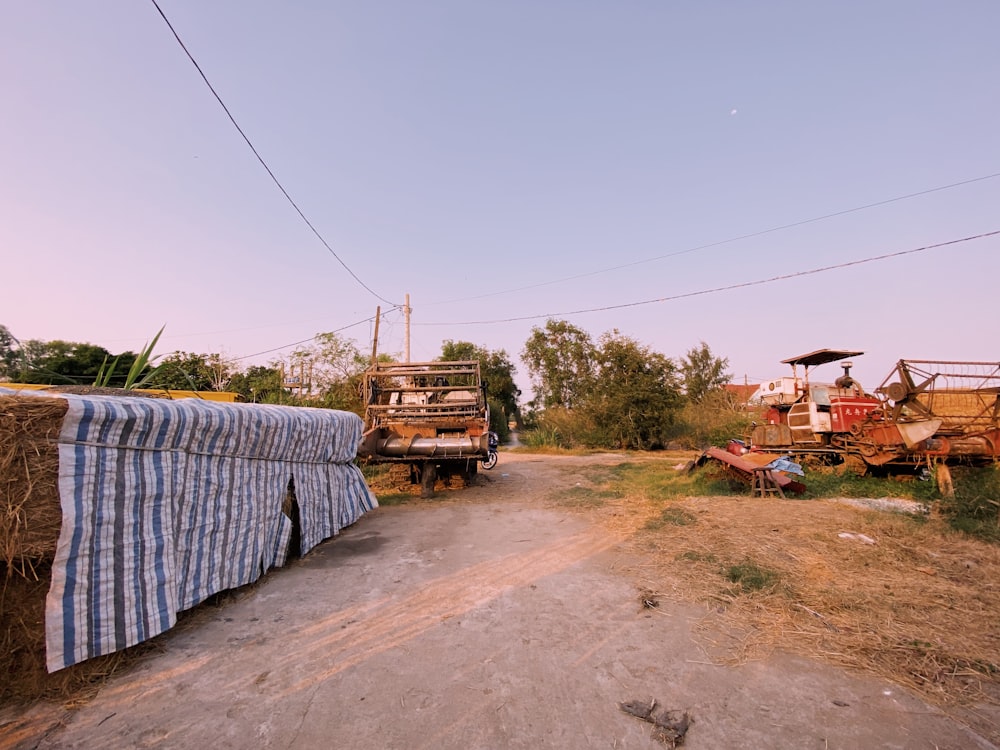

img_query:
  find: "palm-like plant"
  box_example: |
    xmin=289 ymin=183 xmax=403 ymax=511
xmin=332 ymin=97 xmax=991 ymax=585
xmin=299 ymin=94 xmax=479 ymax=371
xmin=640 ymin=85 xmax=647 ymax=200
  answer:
xmin=93 ymin=326 xmax=166 ymax=390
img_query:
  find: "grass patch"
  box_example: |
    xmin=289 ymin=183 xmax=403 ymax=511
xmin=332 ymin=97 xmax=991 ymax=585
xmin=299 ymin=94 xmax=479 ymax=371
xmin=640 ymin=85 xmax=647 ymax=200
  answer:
xmin=676 ymin=550 xmax=718 ymax=564
xmin=940 ymin=465 xmax=1000 ymax=543
xmin=371 ymin=491 xmax=415 ymax=507
xmin=689 ymin=471 xmax=745 ymax=497
xmin=725 ymin=560 xmax=780 ymax=593
xmin=570 ymin=459 xmax=704 ymax=501
xmin=611 ymin=463 xmax=696 ymax=500
xmin=644 ymin=507 xmax=697 ymax=530
xmin=359 ymin=463 xmax=391 ymax=483
xmin=803 ymin=467 xmax=938 ymax=502
xmin=549 ymin=486 xmax=622 ymax=508
xmin=577 ymin=465 xmax=629 ymax=487
xmin=508 ymin=444 xmax=592 ymax=456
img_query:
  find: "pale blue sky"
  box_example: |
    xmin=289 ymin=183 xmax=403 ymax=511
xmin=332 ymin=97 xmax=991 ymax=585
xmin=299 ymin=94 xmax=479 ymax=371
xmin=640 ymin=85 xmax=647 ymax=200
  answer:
xmin=2 ymin=2 xmax=998 ymax=396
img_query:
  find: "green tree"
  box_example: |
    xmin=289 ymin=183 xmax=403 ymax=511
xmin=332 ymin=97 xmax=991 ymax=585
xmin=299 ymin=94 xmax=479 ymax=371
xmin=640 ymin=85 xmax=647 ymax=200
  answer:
xmin=286 ymin=332 xmax=370 ymax=413
xmin=680 ymin=341 xmax=731 ymax=404
xmin=155 ymin=352 xmax=227 ymax=391
xmin=19 ymin=340 xmax=119 ymax=384
xmin=0 ymin=325 xmax=22 ymax=380
xmin=228 ymin=365 xmax=284 ymax=403
xmin=521 ymin=320 xmax=595 ymax=410
xmin=584 ymin=331 xmax=684 ymax=449
xmin=439 ymin=340 xmax=521 ymax=428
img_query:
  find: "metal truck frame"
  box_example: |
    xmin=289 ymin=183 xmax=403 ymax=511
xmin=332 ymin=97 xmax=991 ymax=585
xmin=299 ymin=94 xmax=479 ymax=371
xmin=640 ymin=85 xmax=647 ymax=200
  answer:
xmin=357 ymin=360 xmax=491 ymax=497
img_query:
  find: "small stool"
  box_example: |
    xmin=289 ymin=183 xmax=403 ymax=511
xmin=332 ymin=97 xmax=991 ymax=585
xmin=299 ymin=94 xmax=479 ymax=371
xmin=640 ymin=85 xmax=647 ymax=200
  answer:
xmin=751 ymin=467 xmax=786 ymax=499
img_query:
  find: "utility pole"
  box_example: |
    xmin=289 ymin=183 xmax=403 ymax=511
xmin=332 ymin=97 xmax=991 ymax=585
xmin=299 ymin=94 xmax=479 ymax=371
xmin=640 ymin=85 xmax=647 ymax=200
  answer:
xmin=371 ymin=306 xmax=381 ymax=368
xmin=404 ymin=293 xmax=411 ymax=363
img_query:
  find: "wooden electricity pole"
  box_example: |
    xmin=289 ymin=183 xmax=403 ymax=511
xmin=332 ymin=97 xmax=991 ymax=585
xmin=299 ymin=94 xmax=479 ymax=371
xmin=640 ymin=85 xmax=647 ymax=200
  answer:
xmin=404 ymin=293 xmax=411 ymax=363
xmin=371 ymin=306 xmax=381 ymax=368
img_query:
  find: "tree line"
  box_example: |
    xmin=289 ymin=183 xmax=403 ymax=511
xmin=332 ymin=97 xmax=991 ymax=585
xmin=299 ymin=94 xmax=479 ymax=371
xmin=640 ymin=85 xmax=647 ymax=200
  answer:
xmin=0 ymin=325 xmax=522 ymax=439
xmin=521 ymin=319 xmax=745 ymax=450
xmin=0 ymin=321 xmax=747 ymax=450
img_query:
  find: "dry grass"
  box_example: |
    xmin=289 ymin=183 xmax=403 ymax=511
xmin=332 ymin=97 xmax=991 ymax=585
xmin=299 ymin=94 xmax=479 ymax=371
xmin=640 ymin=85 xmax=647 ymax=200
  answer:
xmin=0 ymin=562 xmax=162 ymax=707
xmin=552 ymin=459 xmax=1000 ymax=713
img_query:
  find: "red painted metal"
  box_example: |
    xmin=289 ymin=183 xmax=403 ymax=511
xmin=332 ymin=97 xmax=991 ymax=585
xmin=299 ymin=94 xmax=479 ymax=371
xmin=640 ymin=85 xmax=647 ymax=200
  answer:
xmin=828 ymin=396 xmax=880 ymax=433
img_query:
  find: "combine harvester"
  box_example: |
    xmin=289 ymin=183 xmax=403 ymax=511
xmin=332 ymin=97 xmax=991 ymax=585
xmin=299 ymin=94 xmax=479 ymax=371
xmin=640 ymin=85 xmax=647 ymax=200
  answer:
xmin=702 ymin=349 xmax=1000 ymax=493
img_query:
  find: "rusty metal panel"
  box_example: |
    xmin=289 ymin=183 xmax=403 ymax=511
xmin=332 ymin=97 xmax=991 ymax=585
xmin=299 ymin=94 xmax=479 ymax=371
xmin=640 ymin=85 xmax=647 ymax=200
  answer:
xmin=751 ymin=423 xmax=792 ymax=449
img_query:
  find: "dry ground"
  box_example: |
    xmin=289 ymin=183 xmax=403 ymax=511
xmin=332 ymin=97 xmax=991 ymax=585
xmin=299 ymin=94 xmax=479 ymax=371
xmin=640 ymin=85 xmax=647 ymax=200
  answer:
xmin=502 ymin=451 xmax=1000 ymax=737
xmin=2 ymin=450 xmax=998 ymax=749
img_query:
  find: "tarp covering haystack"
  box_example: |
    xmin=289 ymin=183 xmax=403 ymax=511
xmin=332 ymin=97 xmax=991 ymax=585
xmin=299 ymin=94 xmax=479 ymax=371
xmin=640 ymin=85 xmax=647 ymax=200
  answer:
xmin=1 ymin=387 xmax=377 ymax=695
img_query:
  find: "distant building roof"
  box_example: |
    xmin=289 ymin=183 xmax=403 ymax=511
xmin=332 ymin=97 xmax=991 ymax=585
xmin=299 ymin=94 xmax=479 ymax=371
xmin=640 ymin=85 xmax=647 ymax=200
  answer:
xmin=722 ymin=383 xmax=759 ymax=403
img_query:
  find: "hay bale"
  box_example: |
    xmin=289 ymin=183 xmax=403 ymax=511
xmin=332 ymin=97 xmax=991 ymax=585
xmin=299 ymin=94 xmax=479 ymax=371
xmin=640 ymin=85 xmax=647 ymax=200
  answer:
xmin=0 ymin=391 xmax=181 ymax=707
xmin=0 ymin=394 xmax=67 ymax=568
xmin=0 ymin=394 xmax=69 ymax=705
xmin=0 ymin=559 xmax=155 ymax=707
xmin=1 ymin=561 xmax=55 ymax=703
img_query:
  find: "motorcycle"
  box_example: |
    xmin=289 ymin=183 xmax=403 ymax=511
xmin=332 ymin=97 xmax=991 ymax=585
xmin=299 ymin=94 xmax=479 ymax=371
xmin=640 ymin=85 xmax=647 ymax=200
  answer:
xmin=481 ymin=431 xmax=499 ymax=470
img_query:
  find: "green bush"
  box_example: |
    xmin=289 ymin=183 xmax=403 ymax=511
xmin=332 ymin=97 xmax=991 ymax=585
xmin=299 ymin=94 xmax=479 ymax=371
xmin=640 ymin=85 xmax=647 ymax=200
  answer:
xmin=520 ymin=407 xmax=595 ymax=449
xmin=488 ymin=398 xmax=511 ymax=443
xmin=520 ymin=426 xmax=563 ymax=449
xmin=672 ymin=390 xmax=755 ymax=449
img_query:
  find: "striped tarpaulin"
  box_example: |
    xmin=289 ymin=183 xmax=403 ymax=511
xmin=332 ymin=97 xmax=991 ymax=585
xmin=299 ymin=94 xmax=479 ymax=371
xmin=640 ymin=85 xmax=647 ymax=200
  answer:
xmin=37 ymin=393 xmax=376 ymax=672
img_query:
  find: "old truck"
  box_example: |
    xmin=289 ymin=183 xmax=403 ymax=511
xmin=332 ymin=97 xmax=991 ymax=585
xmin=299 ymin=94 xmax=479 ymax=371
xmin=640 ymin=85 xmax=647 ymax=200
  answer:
xmin=356 ymin=360 xmax=492 ymax=497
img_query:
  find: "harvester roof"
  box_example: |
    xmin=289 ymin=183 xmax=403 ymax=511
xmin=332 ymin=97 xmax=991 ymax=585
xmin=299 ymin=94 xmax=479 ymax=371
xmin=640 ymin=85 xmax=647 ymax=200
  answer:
xmin=781 ymin=349 xmax=864 ymax=368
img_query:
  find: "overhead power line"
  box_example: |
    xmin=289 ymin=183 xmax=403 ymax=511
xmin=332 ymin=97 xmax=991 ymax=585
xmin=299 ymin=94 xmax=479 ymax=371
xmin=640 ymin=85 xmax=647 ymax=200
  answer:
xmin=149 ymin=0 xmax=397 ymax=306
xmin=428 ymin=171 xmax=1000 ymax=306
xmin=231 ymin=313 xmax=381 ymax=361
xmin=418 ymin=229 xmax=999 ymax=326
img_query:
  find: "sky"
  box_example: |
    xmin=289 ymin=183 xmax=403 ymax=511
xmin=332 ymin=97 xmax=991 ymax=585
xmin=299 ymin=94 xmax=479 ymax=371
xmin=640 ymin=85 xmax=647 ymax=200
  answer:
xmin=2 ymin=1 xmax=998 ymax=400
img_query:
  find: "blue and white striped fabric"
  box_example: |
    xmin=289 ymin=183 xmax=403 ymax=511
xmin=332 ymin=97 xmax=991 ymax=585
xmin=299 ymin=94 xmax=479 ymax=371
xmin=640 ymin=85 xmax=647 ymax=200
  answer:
xmin=40 ymin=393 xmax=376 ymax=672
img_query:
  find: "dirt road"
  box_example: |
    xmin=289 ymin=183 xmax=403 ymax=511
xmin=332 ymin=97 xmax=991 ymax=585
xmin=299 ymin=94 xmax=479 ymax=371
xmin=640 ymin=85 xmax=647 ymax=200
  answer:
xmin=2 ymin=453 xmax=995 ymax=749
